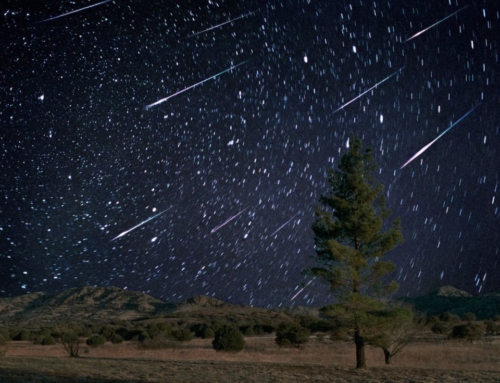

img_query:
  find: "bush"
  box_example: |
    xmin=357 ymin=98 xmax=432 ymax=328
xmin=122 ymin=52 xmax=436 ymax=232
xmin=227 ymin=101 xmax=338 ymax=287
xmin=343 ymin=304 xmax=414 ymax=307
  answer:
xmin=275 ymin=323 xmax=310 ymax=348
xmin=485 ymin=320 xmax=500 ymax=335
xmin=86 ymin=334 xmax=106 ymax=348
xmin=200 ymin=326 xmax=215 ymax=339
xmin=61 ymin=331 xmax=81 ymax=357
xmin=12 ymin=329 xmax=32 ymax=341
xmin=212 ymin=325 xmax=245 ymax=352
xmin=241 ymin=326 xmax=255 ymax=337
xmin=41 ymin=336 xmax=56 ymax=346
xmin=450 ymin=322 xmax=485 ymax=342
xmin=110 ymin=334 xmax=123 ymax=344
xmin=171 ymin=328 xmax=192 ymax=342
xmin=431 ymin=321 xmax=451 ymax=335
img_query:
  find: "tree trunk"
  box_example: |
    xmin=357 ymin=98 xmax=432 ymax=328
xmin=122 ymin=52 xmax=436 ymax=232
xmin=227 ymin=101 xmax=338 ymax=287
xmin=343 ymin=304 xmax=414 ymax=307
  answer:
xmin=383 ymin=348 xmax=392 ymax=364
xmin=354 ymin=329 xmax=367 ymax=369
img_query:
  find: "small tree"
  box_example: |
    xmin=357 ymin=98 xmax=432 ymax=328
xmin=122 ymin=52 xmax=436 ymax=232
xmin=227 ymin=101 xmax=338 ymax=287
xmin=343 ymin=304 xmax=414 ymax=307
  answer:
xmin=308 ymin=137 xmax=403 ymax=369
xmin=61 ymin=331 xmax=81 ymax=357
xmin=275 ymin=322 xmax=310 ymax=348
xmin=212 ymin=325 xmax=245 ymax=352
xmin=365 ymin=305 xmax=418 ymax=364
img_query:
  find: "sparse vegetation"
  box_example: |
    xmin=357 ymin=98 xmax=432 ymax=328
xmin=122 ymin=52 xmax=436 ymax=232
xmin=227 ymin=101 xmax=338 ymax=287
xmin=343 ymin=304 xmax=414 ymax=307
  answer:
xmin=86 ymin=334 xmax=106 ymax=348
xmin=212 ymin=325 xmax=245 ymax=352
xmin=275 ymin=322 xmax=310 ymax=348
xmin=450 ymin=322 xmax=486 ymax=342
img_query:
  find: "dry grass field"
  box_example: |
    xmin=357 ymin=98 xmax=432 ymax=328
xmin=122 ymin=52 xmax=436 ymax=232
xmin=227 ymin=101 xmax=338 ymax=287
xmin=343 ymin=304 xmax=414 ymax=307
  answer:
xmin=1 ymin=336 xmax=500 ymax=382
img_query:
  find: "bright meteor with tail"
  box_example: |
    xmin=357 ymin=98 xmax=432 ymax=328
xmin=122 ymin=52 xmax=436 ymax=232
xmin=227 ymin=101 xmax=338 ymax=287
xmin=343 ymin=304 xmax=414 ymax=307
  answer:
xmin=145 ymin=61 xmax=248 ymax=110
xmin=404 ymin=6 xmax=469 ymax=43
xmin=333 ymin=68 xmax=403 ymax=113
xmin=400 ymin=104 xmax=481 ymax=169
xmin=37 ymin=0 xmax=113 ymax=23
xmin=110 ymin=207 xmax=172 ymax=241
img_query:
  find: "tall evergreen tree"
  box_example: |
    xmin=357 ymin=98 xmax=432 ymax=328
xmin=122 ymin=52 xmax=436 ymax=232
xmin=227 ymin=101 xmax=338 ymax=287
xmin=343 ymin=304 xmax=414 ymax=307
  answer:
xmin=310 ymin=137 xmax=403 ymax=369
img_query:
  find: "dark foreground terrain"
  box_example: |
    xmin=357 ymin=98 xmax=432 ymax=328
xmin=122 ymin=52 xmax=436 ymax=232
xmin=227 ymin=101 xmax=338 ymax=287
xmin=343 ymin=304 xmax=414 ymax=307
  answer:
xmin=1 ymin=337 xmax=500 ymax=382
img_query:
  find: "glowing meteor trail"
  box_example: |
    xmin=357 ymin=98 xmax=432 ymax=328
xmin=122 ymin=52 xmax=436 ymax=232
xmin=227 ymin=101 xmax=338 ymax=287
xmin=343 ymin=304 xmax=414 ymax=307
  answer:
xmin=145 ymin=61 xmax=248 ymax=110
xmin=290 ymin=278 xmax=315 ymax=301
xmin=404 ymin=6 xmax=469 ymax=43
xmin=110 ymin=207 xmax=172 ymax=242
xmin=37 ymin=0 xmax=113 ymax=23
xmin=188 ymin=12 xmax=252 ymax=38
xmin=400 ymin=104 xmax=480 ymax=169
xmin=269 ymin=214 xmax=299 ymax=237
xmin=210 ymin=207 xmax=249 ymax=234
xmin=333 ymin=68 xmax=402 ymax=113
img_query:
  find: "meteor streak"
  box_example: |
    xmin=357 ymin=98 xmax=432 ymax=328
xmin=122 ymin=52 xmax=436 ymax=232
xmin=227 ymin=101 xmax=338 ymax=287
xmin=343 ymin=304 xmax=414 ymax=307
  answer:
xmin=37 ymin=0 xmax=113 ymax=23
xmin=210 ymin=207 xmax=249 ymax=234
xmin=400 ymin=104 xmax=480 ymax=169
xmin=110 ymin=207 xmax=172 ymax=242
xmin=333 ymin=68 xmax=402 ymax=113
xmin=145 ymin=61 xmax=248 ymax=110
xmin=404 ymin=6 xmax=469 ymax=43
xmin=188 ymin=12 xmax=252 ymax=38
xmin=269 ymin=213 xmax=299 ymax=237
xmin=290 ymin=278 xmax=315 ymax=301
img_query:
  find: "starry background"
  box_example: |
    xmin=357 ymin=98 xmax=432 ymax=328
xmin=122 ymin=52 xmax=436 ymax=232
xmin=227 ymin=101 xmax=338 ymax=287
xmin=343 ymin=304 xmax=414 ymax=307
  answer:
xmin=1 ymin=0 xmax=499 ymax=307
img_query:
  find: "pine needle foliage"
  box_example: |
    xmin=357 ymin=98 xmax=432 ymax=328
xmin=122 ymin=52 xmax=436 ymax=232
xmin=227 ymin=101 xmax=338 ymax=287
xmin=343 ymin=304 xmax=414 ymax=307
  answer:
xmin=309 ymin=137 xmax=403 ymax=369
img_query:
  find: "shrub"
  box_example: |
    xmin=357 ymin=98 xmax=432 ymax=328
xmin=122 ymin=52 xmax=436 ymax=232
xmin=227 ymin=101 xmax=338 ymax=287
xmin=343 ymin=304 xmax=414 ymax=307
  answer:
xmin=212 ymin=325 xmax=245 ymax=352
xmin=431 ymin=322 xmax=451 ymax=335
xmin=485 ymin=320 xmax=500 ymax=335
xmin=86 ymin=334 xmax=106 ymax=348
xmin=41 ymin=336 xmax=56 ymax=346
xmin=199 ymin=325 xmax=215 ymax=339
xmin=13 ymin=329 xmax=32 ymax=341
xmin=241 ymin=326 xmax=255 ymax=337
xmin=110 ymin=334 xmax=123 ymax=344
xmin=450 ymin=322 xmax=485 ymax=342
xmin=100 ymin=326 xmax=116 ymax=340
xmin=172 ymin=328 xmax=192 ymax=342
xmin=61 ymin=331 xmax=81 ymax=357
xmin=275 ymin=323 xmax=310 ymax=348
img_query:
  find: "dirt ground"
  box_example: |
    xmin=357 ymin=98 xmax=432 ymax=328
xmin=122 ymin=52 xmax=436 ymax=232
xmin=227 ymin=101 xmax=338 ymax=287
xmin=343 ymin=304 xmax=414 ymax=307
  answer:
xmin=1 ymin=337 xmax=500 ymax=382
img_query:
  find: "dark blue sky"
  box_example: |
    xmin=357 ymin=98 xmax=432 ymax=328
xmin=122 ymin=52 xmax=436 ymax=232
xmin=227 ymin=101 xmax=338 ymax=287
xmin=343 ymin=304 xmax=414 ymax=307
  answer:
xmin=1 ymin=0 xmax=498 ymax=307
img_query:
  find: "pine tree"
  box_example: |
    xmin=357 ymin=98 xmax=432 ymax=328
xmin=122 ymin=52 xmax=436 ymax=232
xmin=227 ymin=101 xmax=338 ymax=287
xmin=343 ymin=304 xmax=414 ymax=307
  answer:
xmin=310 ymin=137 xmax=403 ymax=369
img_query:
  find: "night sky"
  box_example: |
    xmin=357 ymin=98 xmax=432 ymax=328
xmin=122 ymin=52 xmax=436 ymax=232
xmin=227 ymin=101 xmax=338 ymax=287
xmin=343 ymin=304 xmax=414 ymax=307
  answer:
xmin=1 ymin=0 xmax=499 ymax=307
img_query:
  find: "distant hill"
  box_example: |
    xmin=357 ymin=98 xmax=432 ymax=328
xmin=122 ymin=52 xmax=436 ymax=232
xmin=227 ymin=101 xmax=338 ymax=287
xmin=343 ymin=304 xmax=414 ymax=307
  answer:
xmin=403 ymin=286 xmax=500 ymax=319
xmin=0 ymin=287 xmax=296 ymax=328
xmin=0 ymin=286 xmax=176 ymax=325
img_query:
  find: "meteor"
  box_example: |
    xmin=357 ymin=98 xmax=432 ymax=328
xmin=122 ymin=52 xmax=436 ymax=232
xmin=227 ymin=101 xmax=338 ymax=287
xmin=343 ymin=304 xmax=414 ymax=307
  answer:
xmin=110 ymin=207 xmax=172 ymax=242
xmin=210 ymin=207 xmax=249 ymax=234
xmin=333 ymin=68 xmax=402 ymax=113
xmin=188 ymin=12 xmax=252 ymax=38
xmin=269 ymin=213 xmax=299 ymax=237
xmin=144 ymin=61 xmax=248 ymax=110
xmin=290 ymin=278 xmax=315 ymax=301
xmin=37 ymin=0 xmax=113 ymax=23
xmin=404 ymin=6 xmax=469 ymax=43
xmin=400 ymin=104 xmax=480 ymax=169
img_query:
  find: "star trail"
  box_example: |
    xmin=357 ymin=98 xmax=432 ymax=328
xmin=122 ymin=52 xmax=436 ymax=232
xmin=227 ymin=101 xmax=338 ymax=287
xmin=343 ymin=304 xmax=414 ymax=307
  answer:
xmin=1 ymin=0 xmax=498 ymax=307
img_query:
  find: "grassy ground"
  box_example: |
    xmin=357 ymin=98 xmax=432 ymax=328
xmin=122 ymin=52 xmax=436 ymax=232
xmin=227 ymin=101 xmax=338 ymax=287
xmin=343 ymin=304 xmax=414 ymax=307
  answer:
xmin=1 ymin=337 xmax=500 ymax=382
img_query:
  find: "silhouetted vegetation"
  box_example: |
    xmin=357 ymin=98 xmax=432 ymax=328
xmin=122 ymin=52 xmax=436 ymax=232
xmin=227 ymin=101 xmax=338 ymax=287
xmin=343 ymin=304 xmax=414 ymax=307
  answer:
xmin=212 ymin=325 xmax=245 ymax=352
xmin=275 ymin=322 xmax=310 ymax=348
